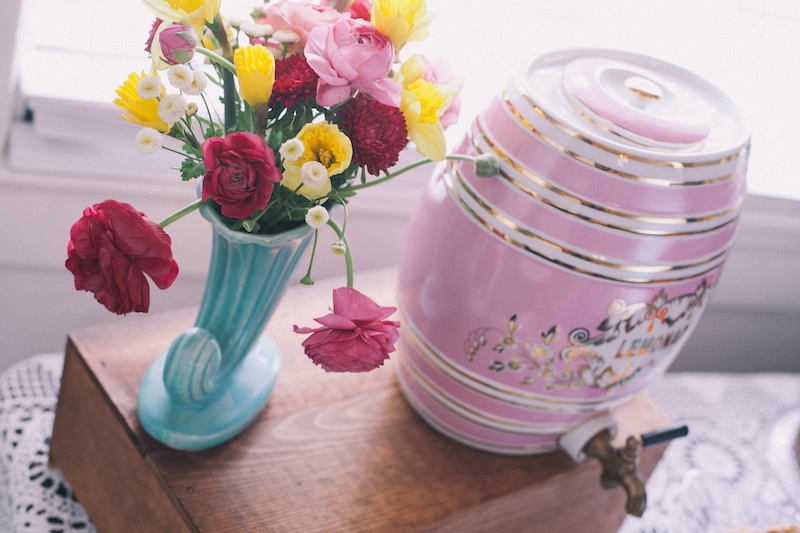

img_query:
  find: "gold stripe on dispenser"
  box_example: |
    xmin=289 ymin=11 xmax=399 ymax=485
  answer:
xmin=472 ymin=118 xmax=744 ymax=236
xmin=444 ymin=164 xmax=731 ymax=283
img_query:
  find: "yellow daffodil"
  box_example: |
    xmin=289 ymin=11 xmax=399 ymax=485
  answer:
xmin=281 ymin=122 xmax=353 ymax=200
xmin=397 ymin=55 xmax=459 ymax=161
xmin=143 ymin=0 xmax=220 ymax=34
xmin=234 ymin=45 xmax=275 ymax=107
xmin=113 ymin=72 xmax=170 ymax=133
xmin=371 ymin=0 xmax=433 ymax=51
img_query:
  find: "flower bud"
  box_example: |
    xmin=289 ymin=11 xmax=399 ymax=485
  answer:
xmin=234 ymin=44 xmax=275 ymax=107
xmin=330 ymin=240 xmax=347 ymax=255
xmin=474 ymin=153 xmax=501 ymax=178
xmin=159 ymin=23 xmax=199 ymax=66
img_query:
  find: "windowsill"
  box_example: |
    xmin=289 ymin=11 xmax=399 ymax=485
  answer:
xmin=12 ymin=0 xmax=800 ymax=203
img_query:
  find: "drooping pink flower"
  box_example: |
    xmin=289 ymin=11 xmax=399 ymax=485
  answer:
xmin=294 ymin=287 xmax=400 ymax=372
xmin=65 ymin=200 xmax=179 ymax=315
xmin=304 ymin=17 xmax=399 ymax=107
xmin=201 ymin=132 xmax=283 ymax=219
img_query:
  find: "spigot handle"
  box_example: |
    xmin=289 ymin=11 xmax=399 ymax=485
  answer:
xmin=641 ymin=424 xmax=689 ymax=447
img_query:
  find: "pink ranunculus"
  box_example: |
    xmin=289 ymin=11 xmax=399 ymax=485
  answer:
xmin=201 ymin=132 xmax=283 ymax=219
xmin=304 ymin=17 xmax=400 ymax=107
xmin=158 ymin=22 xmax=199 ymax=65
xmin=65 ymin=200 xmax=179 ymax=315
xmin=259 ymin=0 xmax=346 ymax=52
xmin=294 ymin=287 xmax=400 ymax=372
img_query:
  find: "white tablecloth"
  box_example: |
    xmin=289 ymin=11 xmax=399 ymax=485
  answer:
xmin=0 ymin=353 xmax=798 ymax=532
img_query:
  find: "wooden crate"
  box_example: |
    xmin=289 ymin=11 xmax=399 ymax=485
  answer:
xmin=49 ymin=269 xmax=670 ymax=532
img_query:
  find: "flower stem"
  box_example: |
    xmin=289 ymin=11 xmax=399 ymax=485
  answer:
xmin=195 ymin=47 xmax=236 ymax=74
xmin=326 ymin=219 xmax=353 ymax=288
xmin=205 ymin=17 xmax=237 ymax=132
xmin=159 ymin=199 xmax=207 ymax=228
xmin=300 ymin=229 xmax=320 ymax=286
xmin=342 ymin=154 xmax=477 ymax=193
xmin=162 ymin=145 xmax=202 ymax=161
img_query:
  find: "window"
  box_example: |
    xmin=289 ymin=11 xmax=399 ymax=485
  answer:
xmin=9 ymin=0 xmax=800 ymax=199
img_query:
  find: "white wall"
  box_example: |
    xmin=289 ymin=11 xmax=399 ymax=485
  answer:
xmin=671 ymin=195 xmax=800 ymax=372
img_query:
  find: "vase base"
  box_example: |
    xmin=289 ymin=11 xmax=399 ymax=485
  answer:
xmin=137 ymin=333 xmax=281 ymax=451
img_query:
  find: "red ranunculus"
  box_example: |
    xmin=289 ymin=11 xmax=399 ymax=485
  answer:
xmin=65 ymin=200 xmax=179 ymax=315
xmin=201 ymin=132 xmax=282 ymax=219
xmin=339 ymin=93 xmax=408 ymax=175
xmin=320 ymin=0 xmax=371 ymax=20
xmin=294 ymin=287 xmax=400 ymax=372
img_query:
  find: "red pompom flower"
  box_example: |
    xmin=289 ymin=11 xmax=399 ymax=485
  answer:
xmin=270 ymin=54 xmax=319 ymax=109
xmin=294 ymin=287 xmax=400 ymax=373
xmin=65 ymin=200 xmax=179 ymax=315
xmin=339 ymin=93 xmax=408 ymax=175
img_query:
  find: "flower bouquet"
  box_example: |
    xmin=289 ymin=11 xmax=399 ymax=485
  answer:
xmin=63 ymin=0 xmax=496 ymax=449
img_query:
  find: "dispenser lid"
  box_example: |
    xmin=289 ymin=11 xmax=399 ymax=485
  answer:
xmin=563 ymin=57 xmax=711 ymax=145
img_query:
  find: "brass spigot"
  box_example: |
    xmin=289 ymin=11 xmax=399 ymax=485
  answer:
xmin=559 ymin=413 xmax=689 ymax=518
xmin=583 ymin=429 xmax=647 ymax=517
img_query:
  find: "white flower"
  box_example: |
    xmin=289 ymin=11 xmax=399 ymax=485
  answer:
xmin=135 ymin=127 xmax=163 ymax=155
xmin=279 ymin=139 xmax=304 ymax=162
xmin=304 ymin=205 xmax=330 ymax=229
xmin=158 ymin=93 xmax=188 ymax=124
xmin=330 ymin=240 xmax=347 ymax=255
xmin=300 ymin=161 xmax=329 ymax=189
xmin=184 ymin=70 xmax=208 ymax=96
xmin=167 ymin=64 xmax=193 ymax=91
xmin=137 ymin=76 xmax=162 ymax=99
xmin=272 ymin=30 xmax=300 ymax=44
xmin=240 ymin=22 xmax=273 ymax=38
xmin=227 ymin=16 xmax=249 ymax=28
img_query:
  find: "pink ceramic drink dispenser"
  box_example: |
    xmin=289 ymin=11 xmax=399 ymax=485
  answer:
xmin=395 ymin=49 xmax=749 ymax=460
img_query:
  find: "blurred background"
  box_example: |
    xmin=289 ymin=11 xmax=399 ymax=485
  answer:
xmin=1 ymin=0 xmax=798 ymax=371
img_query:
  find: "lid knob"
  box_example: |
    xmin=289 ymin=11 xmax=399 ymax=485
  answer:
xmin=624 ymin=76 xmax=662 ymax=101
xmin=563 ymin=57 xmax=711 ymax=145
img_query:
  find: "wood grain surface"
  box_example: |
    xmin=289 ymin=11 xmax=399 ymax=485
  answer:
xmin=50 ymin=268 xmax=670 ymax=532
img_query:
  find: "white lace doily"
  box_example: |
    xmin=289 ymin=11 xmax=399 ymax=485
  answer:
xmin=0 ymin=354 xmax=94 ymax=533
xmin=0 ymin=354 xmax=798 ymax=532
xmin=619 ymin=373 xmax=800 ymax=533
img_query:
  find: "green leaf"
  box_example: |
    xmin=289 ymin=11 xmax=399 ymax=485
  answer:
xmin=205 ymin=126 xmax=223 ymax=138
xmin=180 ymin=158 xmax=206 ymax=181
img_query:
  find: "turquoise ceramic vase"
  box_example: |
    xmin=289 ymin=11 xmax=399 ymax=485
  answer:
xmin=137 ymin=202 xmax=313 ymax=451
